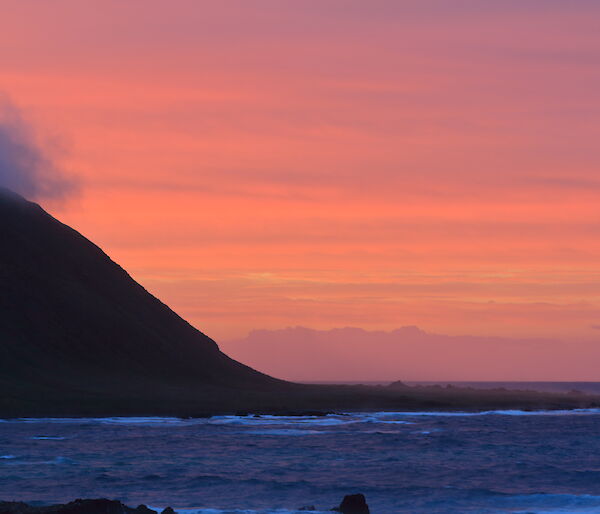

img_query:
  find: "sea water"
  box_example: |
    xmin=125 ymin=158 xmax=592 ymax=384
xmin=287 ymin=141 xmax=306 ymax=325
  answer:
xmin=2 ymin=410 xmax=600 ymax=513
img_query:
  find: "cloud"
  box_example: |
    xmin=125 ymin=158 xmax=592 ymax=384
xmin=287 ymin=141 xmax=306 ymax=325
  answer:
xmin=0 ymin=96 xmax=77 ymax=201
xmin=220 ymin=326 xmax=600 ymax=381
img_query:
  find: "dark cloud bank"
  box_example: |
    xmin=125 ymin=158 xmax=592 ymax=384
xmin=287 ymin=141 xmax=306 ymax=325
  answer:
xmin=0 ymin=98 xmax=76 ymax=201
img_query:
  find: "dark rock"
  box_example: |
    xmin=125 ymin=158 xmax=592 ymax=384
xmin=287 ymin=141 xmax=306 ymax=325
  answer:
xmin=59 ymin=499 xmax=150 ymax=514
xmin=335 ymin=494 xmax=370 ymax=514
xmin=0 ymin=499 xmax=156 ymax=514
xmin=0 ymin=502 xmax=33 ymax=514
xmin=160 ymin=509 xmax=176 ymax=514
xmin=298 ymin=507 xmax=316 ymax=511
xmin=134 ymin=506 xmax=155 ymax=514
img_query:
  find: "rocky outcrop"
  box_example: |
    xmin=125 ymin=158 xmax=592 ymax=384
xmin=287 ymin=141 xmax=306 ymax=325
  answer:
xmin=0 ymin=500 xmax=168 ymax=514
xmin=333 ymin=493 xmax=370 ymax=514
xmin=387 ymin=380 xmax=409 ymax=389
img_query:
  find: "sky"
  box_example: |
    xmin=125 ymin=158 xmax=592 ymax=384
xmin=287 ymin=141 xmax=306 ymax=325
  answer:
xmin=1 ymin=1 xmax=600 ymax=377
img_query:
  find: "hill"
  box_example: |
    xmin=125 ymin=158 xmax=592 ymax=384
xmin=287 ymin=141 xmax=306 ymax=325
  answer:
xmin=1 ymin=188 xmax=598 ymax=417
xmin=0 ymin=189 xmax=286 ymax=415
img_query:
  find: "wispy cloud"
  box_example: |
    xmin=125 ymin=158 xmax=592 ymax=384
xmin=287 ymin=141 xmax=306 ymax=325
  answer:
xmin=0 ymin=96 xmax=77 ymax=201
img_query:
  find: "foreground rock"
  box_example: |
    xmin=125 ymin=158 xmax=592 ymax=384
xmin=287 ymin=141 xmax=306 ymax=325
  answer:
xmin=0 ymin=500 xmax=166 ymax=514
xmin=0 ymin=496 xmax=371 ymax=514
xmin=333 ymin=493 xmax=370 ymax=514
xmin=1 ymin=496 xmax=372 ymax=514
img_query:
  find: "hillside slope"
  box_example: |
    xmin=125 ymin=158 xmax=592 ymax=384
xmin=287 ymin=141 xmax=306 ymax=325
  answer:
xmin=0 ymin=189 xmax=284 ymax=415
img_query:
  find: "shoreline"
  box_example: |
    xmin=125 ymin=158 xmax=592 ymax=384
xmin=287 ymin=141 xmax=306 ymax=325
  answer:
xmin=0 ymin=496 xmax=369 ymax=514
xmin=2 ymin=382 xmax=598 ymax=419
xmin=3 ymin=405 xmax=600 ymax=422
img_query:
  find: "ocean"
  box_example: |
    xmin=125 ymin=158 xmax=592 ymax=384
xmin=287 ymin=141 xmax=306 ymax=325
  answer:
xmin=2 ymin=386 xmax=600 ymax=513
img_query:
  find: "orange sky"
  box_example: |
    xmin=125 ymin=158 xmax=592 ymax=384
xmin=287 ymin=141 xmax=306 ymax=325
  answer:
xmin=1 ymin=1 xmax=600 ymax=353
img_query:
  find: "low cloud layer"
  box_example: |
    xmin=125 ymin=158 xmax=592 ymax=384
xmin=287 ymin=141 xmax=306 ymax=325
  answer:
xmin=221 ymin=326 xmax=600 ymax=382
xmin=0 ymin=98 xmax=76 ymax=201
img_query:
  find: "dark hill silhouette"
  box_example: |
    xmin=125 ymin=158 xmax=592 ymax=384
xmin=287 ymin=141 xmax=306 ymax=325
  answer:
xmin=0 ymin=189 xmax=288 ymax=415
xmin=1 ymin=188 xmax=599 ymax=417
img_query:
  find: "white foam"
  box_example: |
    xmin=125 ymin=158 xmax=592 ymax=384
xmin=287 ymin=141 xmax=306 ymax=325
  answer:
xmin=360 ymin=416 xmax=414 ymax=424
xmin=506 ymin=492 xmax=600 ymax=513
xmin=51 ymin=456 xmax=73 ymax=464
xmin=243 ymin=429 xmax=327 ymax=436
xmin=208 ymin=414 xmax=354 ymax=426
xmin=362 ymin=429 xmax=403 ymax=434
xmin=154 ymin=509 xmax=330 ymax=514
xmin=4 ymin=408 xmax=599 ymax=429
xmin=0 ymin=454 xmax=16 ymax=459
xmin=363 ymin=408 xmax=600 ymax=417
xmin=521 ymin=511 xmax=600 ymax=514
xmin=30 ymin=436 xmax=67 ymax=440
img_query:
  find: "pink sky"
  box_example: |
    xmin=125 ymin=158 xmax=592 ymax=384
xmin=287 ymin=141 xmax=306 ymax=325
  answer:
xmin=221 ymin=326 xmax=600 ymax=382
xmin=1 ymin=2 xmax=600 ymax=377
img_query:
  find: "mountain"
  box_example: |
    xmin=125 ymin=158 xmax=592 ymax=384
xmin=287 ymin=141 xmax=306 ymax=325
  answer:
xmin=1 ymin=188 xmax=598 ymax=416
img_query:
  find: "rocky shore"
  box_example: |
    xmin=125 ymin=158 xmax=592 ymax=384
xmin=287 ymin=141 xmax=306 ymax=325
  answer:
xmin=0 ymin=496 xmax=370 ymax=514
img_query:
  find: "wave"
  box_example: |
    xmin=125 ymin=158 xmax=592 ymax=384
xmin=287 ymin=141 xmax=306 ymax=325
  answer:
xmin=0 ymin=455 xmax=74 ymax=466
xmin=497 ymin=492 xmax=600 ymax=513
xmin=364 ymin=408 xmax=600 ymax=417
xmin=148 ymin=493 xmax=600 ymax=514
xmin=150 ymin=507 xmax=331 ymax=514
xmin=50 ymin=456 xmax=74 ymax=464
xmin=242 ymin=429 xmax=327 ymax=436
xmin=209 ymin=413 xmax=414 ymax=427
xmin=3 ymin=408 xmax=600 ymax=430
xmin=207 ymin=415 xmax=353 ymax=426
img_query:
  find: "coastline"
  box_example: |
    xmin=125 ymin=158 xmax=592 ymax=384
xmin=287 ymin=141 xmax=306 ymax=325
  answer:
xmin=2 ymin=382 xmax=598 ymax=419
